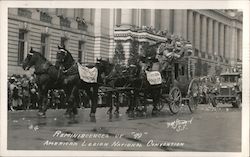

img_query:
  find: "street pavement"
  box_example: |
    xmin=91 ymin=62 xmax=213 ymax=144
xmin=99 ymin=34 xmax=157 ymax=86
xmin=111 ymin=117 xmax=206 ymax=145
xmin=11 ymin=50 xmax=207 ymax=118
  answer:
xmin=7 ymin=103 xmax=241 ymax=152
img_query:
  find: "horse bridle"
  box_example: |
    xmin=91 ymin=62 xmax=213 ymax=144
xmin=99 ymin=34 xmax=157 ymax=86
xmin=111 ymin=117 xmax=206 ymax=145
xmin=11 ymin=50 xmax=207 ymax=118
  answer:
xmin=24 ymin=53 xmax=34 ymax=70
xmin=57 ymin=49 xmax=68 ymax=62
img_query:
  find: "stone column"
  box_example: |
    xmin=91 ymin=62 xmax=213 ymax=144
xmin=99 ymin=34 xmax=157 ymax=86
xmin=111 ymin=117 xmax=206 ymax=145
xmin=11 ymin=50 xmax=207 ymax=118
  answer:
xmin=120 ymin=9 xmax=133 ymax=63
xmin=187 ymin=10 xmax=194 ymax=43
xmin=182 ymin=10 xmax=188 ymax=39
xmin=150 ymin=9 xmax=155 ymax=27
xmin=213 ymin=21 xmax=219 ymax=56
xmin=160 ymin=10 xmax=171 ymax=31
xmin=93 ymin=9 xmax=102 ymax=62
xmin=229 ymin=24 xmax=238 ymax=65
xmin=224 ymin=25 xmax=230 ymax=58
xmin=173 ymin=10 xmax=183 ymax=36
xmin=194 ymin=13 xmax=201 ymax=52
xmin=137 ymin=9 xmax=142 ymax=27
xmin=201 ymin=15 xmax=207 ymax=53
xmin=219 ymin=23 xmax=225 ymax=57
xmin=144 ymin=9 xmax=150 ymax=27
xmin=121 ymin=9 xmax=133 ymax=27
xmin=238 ymin=30 xmax=242 ymax=61
xmin=207 ymin=18 xmax=213 ymax=55
xmin=109 ymin=9 xmax=115 ymax=60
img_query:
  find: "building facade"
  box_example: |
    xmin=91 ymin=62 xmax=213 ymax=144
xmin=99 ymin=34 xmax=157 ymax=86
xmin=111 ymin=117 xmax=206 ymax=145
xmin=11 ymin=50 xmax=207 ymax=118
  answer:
xmin=8 ymin=8 xmax=242 ymax=76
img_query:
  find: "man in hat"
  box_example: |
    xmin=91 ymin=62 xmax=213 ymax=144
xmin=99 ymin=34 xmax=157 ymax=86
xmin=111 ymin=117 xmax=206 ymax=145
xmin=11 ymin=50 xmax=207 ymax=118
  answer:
xmin=21 ymin=77 xmax=30 ymax=110
xmin=9 ymin=77 xmax=16 ymax=111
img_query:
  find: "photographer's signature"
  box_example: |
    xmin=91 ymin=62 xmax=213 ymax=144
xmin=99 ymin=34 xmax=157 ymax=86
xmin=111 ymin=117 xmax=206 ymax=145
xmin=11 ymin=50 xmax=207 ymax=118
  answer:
xmin=166 ymin=117 xmax=193 ymax=132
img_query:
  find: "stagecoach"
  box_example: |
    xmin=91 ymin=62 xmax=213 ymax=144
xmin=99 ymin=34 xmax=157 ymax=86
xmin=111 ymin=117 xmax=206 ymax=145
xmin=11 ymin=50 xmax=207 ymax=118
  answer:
xmin=136 ymin=56 xmax=199 ymax=114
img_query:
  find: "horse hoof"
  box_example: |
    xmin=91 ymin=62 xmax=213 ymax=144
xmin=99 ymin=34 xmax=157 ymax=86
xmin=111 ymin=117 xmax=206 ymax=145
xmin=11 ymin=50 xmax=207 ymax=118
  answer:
xmin=37 ymin=112 xmax=46 ymax=117
xmin=151 ymin=109 xmax=159 ymax=116
xmin=107 ymin=110 xmax=112 ymax=115
xmin=126 ymin=108 xmax=132 ymax=114
xmin=127 ymin=110 xmax=134 ymax=117
xmin=64 ymin=110 xmax=70 ymax=115
xmin=68 ymin=119 xmax=78 ymax=124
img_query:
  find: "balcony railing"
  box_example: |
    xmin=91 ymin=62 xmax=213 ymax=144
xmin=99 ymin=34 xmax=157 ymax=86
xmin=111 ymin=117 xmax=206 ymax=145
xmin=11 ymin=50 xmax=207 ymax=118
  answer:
xmin=18 ymin=8 xmax=32 ymax=18
xmin=40 ymin=12 xmax=52 ymax=23
xmin=76 ymin=17 xmax=88 ymax=31
xmin=58 ymin=15 xmax=71 ymax=28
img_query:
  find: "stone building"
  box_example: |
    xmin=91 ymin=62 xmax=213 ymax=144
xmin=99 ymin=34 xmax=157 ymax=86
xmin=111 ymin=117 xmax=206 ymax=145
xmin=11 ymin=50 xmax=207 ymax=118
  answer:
xmin=8 ymin=8 xmax=242 ymax=76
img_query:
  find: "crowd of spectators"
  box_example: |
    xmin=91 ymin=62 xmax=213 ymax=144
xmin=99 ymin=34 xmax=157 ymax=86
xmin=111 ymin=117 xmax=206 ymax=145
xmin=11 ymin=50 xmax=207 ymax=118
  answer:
xmin=8 ymin=74 xmax=67 ymax=111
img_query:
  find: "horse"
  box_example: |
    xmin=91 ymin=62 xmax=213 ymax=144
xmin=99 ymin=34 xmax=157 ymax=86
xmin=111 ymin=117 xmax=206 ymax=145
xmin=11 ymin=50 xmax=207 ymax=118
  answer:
xmin=129 ymin=57 xmax=163 ymax=116
xmin=102 ymin=61 xmax=140 ymax=115
xmin=22 ymin=48 xmax=67 ymax=117
xmin=99 ymin=56 xmax=162 ymax=116
xmin=56 ymin=46 xmax=107 ymax=117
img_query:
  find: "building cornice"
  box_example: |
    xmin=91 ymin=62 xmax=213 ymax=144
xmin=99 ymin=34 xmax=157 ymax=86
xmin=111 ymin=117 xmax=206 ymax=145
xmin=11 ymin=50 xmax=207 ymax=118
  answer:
xmin=194 ymin=9 xmax=242 ymax=30
xmin=8 ymin=14 xmax=89 ymax=37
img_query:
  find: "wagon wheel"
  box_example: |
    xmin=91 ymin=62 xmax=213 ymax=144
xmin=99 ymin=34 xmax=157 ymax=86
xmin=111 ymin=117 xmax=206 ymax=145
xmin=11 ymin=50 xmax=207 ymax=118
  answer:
xmin=187 ymin=79 xmax=199 ymax=113
xmin=168 ymin=87 xmax=182 ymax=114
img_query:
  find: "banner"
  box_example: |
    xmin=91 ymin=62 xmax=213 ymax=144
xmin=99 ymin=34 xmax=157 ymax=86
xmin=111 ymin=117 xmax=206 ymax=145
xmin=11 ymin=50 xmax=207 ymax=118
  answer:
xmin=145 ymin=71 xmax=162 ymax=85
xmin=78 ymin=63 xmax=98 ymax=83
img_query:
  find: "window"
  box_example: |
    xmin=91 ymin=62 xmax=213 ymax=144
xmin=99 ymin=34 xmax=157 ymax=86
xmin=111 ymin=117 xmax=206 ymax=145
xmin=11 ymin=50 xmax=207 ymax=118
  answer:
xmin=78 ymin=41 xmax=84 ymax=63
xmin=41 ymin=34 xmax=48 ymax=57
xmin=18 ymin=30 xmax=27 ymax=64
xmin=60 ymin=37 xmax=68 ymax=49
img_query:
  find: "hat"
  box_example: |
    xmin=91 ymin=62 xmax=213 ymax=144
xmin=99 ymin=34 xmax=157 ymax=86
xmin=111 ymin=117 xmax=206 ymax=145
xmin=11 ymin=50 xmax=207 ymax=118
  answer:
xmin=58 ymin=45 xmax=67 ymax=53
xmin=96 ymin=57 xmax=102 ymax=62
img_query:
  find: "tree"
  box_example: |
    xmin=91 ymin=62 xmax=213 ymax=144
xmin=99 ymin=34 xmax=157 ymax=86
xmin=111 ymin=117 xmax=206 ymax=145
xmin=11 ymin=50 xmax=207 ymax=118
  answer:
xmin=128 ymin=38 xmax=139 ymax=65
xmin=113 ymin=42 xmax=125 ymax=64
xmin=141 ymin=42 xmax=157 ymax=58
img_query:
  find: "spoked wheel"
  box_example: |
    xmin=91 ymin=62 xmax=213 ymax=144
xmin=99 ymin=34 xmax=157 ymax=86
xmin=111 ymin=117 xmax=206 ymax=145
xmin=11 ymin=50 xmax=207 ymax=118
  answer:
xmin=187 ymin=79 xmax=199 ymax=113
xmin=168 ymin=87 xmax=182 ymax=114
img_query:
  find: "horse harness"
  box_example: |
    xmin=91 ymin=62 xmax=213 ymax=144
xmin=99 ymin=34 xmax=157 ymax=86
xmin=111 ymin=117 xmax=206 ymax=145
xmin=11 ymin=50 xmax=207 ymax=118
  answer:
xmin=34 ymin=61 xmax=52 ymax=75
xmin=62 ymin=61 xmax=78 ymax=76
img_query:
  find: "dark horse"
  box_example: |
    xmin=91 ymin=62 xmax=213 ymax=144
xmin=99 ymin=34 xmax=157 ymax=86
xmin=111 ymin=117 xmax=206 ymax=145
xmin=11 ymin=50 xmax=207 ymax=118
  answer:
xmin=101 ymin=62 xmax=139 ymax=115
xmin=132 ymin=61 xmax=162 ymax=116
xmin=103 ymin=58 xmax=162 ymax=116
xmin=22 ymin=48 xmax=67 ymax=116
xmin=56 ymin=46 xmax=107 ymax=117
xmin=93 ymin=56 xmax=162 ymax=116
